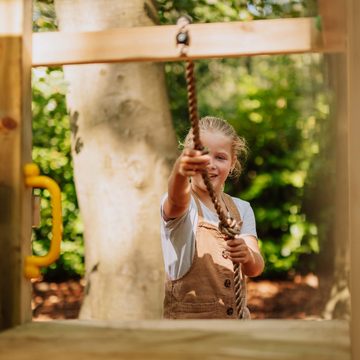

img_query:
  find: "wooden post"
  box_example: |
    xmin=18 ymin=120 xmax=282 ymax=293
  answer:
xmin=0 ymin=0 xmax=33 ymax=330
xmin=347 ymin=0 xmax=360 ymax=359
xmin=318 ymin=0 xmax=346 ymax=51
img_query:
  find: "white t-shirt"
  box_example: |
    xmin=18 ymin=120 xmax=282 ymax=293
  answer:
xmin=160 ymin=194 xmax=257 ymax=280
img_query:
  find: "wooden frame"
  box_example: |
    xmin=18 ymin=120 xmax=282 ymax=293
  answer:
xmin=0 ymin=320 xmax=350 ymax=359
xmin=347 ymin=0 xmax=360 ymax=358
xmin=1 ymin=1 xmax=358 ymax=359
xmin=0 ymin=0 xmax=33 ymax=329
xmin=0 ymin=1 xmax=32 ymax=329
xmin=32 ymin=17 xmax=345 ymax=66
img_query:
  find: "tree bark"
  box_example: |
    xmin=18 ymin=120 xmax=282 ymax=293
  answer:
xmin=55 ymin=0 xmax=177 ymax=320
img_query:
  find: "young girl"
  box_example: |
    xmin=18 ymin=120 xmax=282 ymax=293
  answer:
xmin=160 ymin=116 xmax=264 ymax=319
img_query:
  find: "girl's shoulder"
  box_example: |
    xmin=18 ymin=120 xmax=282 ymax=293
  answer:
xmin=226 ymin=195 xmax=255 ymax=221
xmin=227 ymin=194 xmax=251 ymax=210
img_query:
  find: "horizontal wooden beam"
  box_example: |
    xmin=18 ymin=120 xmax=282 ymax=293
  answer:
xmin=32 ymin=17 xmax=346 ymax=67
xmin=0 ymin=320 xmax=350 ymax=359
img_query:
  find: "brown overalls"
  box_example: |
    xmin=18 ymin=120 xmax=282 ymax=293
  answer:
xmin=164 ymin=193 xmax=250 ymax=319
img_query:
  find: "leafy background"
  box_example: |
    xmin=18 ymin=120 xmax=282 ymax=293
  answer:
xmin=32 ymin=0 xmax=334 ymax=280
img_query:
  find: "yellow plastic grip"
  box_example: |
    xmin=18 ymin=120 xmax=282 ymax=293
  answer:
xmin=24 ymin=163 xmax=62 ymax=279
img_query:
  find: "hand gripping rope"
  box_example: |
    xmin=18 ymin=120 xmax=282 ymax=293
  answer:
xmin=176 ymin=16 xmax=248 ymax=319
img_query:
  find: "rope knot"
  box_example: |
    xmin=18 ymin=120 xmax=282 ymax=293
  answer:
xmin=219 ymin=217 xmax=243 ymax=238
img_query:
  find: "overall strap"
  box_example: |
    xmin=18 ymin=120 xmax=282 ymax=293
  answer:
xmin=222 ymin=193 xmax=243 ymax=226
xmin=222 ymin=193 xmax=250 ymax=319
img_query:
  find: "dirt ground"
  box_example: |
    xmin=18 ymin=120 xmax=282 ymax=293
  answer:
xmin=32 ymin=274 xmax=325 ymax=321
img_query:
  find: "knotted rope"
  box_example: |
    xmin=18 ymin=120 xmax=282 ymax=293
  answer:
xmin=176 ymin=16 xmax=247 ymax=319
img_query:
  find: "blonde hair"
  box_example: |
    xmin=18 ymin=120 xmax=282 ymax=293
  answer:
xmin=183 ymin=116 xmax=248 ymax=179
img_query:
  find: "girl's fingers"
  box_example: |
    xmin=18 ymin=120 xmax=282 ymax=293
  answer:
xmin=225 ymin=243 xmax=247 ymax=252
xmin=223 ymin=236 xmax=254 ymax=264
xmin=179 ymin=163 xmax=205 ymax=177
xmin=179 ymin=167 xmax=196 ymax=177
xmin=182 ymin=149 xmax=210 ymax=162
xmin=229 ymin=255 xmax=250 ymax=264
xmin=183 ymin=148 xmax=207 ymax=157
xmin=228 ymin=250 xmax=247 ymax=258
xmin=182 ymin=162 xmax=206 ymax=170
xmin=182 ymin=157 xmax=210 ymax=166
xmin=179 ymin=149 xmax=210 ymax=176
xmin=225 ymin=243 xmax=250 ymax=264
xmin=180 ymin=160 xmax=210 ymax=177
xmin=226 ymin=238 xmax=245 ymax=247
xmin=222 ymin=243 xmax=250 ymax=263
xmin=182 ymin=148 xmax=198 ymax=156
xmin=182 ymin=164 xmax=205 ymax=174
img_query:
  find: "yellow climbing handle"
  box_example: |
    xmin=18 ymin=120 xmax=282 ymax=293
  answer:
xmin=24 ymin=163 xmax=62 ymax=279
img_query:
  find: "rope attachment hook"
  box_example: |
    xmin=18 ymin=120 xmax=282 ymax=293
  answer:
xmin=176 ymin=15 xmax=192 ymax=56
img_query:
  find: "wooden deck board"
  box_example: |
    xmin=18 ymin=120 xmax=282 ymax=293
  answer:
xmin=0 ymin=320 xmax=350 ymax=360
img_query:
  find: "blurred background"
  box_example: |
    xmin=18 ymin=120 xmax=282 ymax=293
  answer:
xmin=31 ymin=0 xmax=348 ymax=320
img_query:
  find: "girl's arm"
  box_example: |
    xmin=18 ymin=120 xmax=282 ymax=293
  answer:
xmin=163 ymin=149 xmax=209 ymax=220
xmin=241 ymin=235 xmax=265 ymax=277
xmin=226 ymin=235 xmax=265 ymax=277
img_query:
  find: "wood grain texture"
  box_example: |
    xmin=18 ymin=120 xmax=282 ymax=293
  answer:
xmin=0 ymin=320 xmax=350 ymax=360
xmin=32 ymin=17 xmax=345 ymax=66
xmin=0 ymin=0 xmax=32 ymax=330
xmin=347 ymin=0 xmax=360 ymax=358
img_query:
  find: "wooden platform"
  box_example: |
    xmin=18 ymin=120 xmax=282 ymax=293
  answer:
xmin=0 ymin=320 xmax=350 ymax=360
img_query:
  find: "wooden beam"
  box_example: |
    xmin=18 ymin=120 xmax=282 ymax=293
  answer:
xmin=318 ymin=0 xmax=346 ymax=50
xmin=0 ymin=0 xmax=32 ymax=330
xmin=32 ymin=17 xmax=345 ymax=67
xmin=347 ymin=0 xmax=360 ymax=358
xmin=0 ymin=320 xmax=351 ymax=360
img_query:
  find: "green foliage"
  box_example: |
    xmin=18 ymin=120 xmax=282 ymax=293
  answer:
xmin=164 ymin=54 xmax=329 ymax=278
xmin=33 ymin=0 xmax=57 ymax=32
xmin=32 ymin=0 xmax=332 ymax=279
xmin=157 ymin=0 xmax=317 ymax=24
xmin=159 ymin=1 xmax=330 ymax=278
xmin=32 ymin=67 xmax=84 ymax=280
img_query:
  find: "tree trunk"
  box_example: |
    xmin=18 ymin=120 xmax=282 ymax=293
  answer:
xmin=55 ymin=0 xmax=177 ymax=320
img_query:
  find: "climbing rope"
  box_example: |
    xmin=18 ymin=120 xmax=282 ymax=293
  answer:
xmin=176 ymin=16 xmax=247 ymax=319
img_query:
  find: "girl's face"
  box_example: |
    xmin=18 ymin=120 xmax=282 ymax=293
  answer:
xmin=192 ymin=130 xmax=234 ymax=194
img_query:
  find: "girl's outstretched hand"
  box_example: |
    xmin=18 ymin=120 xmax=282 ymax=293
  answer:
xmin=225 ymin=235 xmax=255 ymax=265
xmin=178 ymin=148 xmax=210 ymax=177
